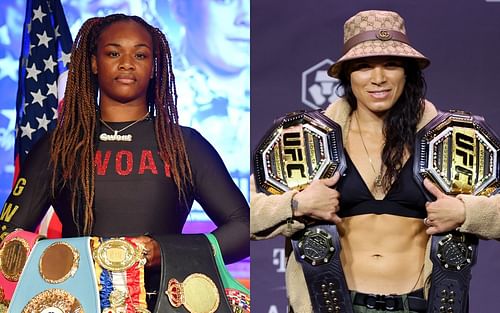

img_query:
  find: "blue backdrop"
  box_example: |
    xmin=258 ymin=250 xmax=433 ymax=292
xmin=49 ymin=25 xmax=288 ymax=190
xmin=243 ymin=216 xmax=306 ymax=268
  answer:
xmin=251 ymin=1 xmax=500 ymax=312
xmin=0 ymin=0 xmax=249 ymax=281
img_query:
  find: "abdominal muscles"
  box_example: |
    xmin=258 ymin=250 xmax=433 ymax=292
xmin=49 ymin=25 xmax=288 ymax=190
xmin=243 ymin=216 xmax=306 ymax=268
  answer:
xmin=337 ymin=213 xmax=429 ymax=294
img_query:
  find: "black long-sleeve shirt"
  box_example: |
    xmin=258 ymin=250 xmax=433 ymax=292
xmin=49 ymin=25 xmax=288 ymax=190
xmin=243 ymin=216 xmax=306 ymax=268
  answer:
xmin=0 ymin=119 xmax=249 ymax=263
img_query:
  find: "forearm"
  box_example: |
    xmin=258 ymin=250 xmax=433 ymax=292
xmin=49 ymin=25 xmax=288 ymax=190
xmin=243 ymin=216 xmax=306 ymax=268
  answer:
xmin=457 ymin=194 xmax=500 ymax=239
xmin=212 ymin=217 xmax=249 ymax=264
xmin=0 ymin=176 xmax=50 ymax=240
xmin=250 ymin=175 xmax=305 ymax=239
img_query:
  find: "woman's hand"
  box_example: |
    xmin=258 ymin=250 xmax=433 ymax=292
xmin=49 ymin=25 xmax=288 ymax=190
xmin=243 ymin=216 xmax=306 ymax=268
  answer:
xmin=423 ymin=178 xmax=466 ymax=235
xmin=131 ymin=235 xmax=161 ymax=268
xmin=292 ymin=172 xmax=342 ymax=223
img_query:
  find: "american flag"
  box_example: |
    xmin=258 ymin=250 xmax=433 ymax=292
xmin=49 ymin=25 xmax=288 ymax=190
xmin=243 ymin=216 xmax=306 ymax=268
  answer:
xmin=14 ymin=0 xmax=72 ymax=237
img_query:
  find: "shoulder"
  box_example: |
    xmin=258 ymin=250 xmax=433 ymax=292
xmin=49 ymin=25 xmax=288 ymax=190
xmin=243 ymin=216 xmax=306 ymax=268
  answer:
xmin=322 ymin=99 xmax=352 ymax=140
xmin=323 ymin=98 xmax=351 ymax=124
xmin=179 ymin=125 xmax=216 ymax=154
xmin=416 ymin=99 xmax=439 ymax=131
xmin=179 ymin=125 xmax=204 ymax=143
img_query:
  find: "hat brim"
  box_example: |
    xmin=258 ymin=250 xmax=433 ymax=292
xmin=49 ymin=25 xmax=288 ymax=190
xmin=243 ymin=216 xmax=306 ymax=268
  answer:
xmin=328 ymin=40 xmax=430 ymax=78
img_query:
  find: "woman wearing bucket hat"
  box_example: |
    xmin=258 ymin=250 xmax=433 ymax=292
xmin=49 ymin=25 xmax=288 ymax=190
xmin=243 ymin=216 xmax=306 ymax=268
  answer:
xmin=251 ymin=9 xmax=500 ymax=313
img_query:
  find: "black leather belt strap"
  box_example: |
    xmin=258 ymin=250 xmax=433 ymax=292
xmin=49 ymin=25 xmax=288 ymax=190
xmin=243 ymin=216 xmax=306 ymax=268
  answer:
xmin=291 ymin=224 xmax=353 ymax=313
xmin=426 ymin=232 xmax=477 ymax=313
xmin=151 ymin=234 xmax=233 ymax=313
xmin=353 ymin=289 xmax=426 ymax=312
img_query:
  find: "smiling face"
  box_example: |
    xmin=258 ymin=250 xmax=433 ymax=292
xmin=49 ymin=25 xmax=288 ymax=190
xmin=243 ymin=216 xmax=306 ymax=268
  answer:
xmin=91 ymin=20 xmax=154 ymax=107
xmin=348 ymin=56 xmax=406 ymax=114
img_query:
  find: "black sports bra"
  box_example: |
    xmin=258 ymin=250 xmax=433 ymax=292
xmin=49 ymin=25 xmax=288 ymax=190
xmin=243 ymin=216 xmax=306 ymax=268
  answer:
xmin=336 ymin=152 xmax=427 ymax=219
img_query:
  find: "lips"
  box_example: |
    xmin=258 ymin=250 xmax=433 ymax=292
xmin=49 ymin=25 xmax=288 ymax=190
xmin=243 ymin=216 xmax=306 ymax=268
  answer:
xmin=115 ymin=74 xmax=136 ymax=84
xmin=368 ymin=89 xmax=391 ymax=99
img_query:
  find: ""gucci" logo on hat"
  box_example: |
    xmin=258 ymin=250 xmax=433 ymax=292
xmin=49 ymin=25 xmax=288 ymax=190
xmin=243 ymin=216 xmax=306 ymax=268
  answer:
xmin=376 ymin=29 xmax=392 ymax=41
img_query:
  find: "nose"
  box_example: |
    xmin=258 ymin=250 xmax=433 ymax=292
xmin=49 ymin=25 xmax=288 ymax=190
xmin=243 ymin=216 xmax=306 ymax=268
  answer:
xmin=371 ymin=66 xmax=386 ymax=85
xmin=234 ymin=0 xmax=250 ymax=27
xmin=119 ymin=54 xmax=135 ymax=71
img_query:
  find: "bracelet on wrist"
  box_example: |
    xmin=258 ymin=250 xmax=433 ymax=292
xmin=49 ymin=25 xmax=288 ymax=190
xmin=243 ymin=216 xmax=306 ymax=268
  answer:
xmin=287 ymin=193 xmax=299 ymax=228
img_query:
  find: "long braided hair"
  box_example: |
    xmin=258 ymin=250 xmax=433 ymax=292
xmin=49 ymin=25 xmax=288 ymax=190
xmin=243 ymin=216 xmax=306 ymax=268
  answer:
xmin=337 ymin=58 xmax=426 ymax=191
xmin=50 ymin=14 xmax=192 ymax=235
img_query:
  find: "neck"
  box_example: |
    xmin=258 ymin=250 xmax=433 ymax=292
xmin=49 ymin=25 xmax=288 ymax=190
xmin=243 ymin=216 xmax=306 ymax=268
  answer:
xmin=100 ymin=103 xmax=148 ymax=122
xmin=353 ymin=107 xmax=385 ymax=135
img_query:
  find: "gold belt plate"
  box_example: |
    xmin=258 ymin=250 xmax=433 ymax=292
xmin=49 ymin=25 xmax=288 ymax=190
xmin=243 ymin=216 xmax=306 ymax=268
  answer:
xmin=254 ymin=110 xmax=345 ymax=194
xmin=0 ymin=237 xmax=30 ymax=282
xmin=39 ymin=241 xmax=80 ymax=284
xmin=93 ymin=238 xmax=140 ymax=272
xmin=166 ymin=273 xmax=220 ymax=313
xmin=415 ymin=110 xmax=500 ymax=196
xmin=21 ymin=289 xmax=84 ymax=313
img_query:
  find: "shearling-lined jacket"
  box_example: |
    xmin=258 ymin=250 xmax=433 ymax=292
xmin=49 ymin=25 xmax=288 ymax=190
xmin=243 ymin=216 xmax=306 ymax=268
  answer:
xmin=250 ymin=98 xmax=500 ymax=313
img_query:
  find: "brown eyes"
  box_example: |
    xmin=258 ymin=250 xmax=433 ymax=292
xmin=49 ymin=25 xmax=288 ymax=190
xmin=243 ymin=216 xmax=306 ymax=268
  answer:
xmin=106 ymin=51 xmax=148 ymax=59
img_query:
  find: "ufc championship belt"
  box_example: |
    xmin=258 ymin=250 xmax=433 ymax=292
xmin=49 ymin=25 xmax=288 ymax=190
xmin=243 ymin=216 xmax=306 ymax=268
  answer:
xmin=254 ymin=110 xmax=352 ymax=313
xmin=413 ymin=110 xmax=500 ymax=313
xmin=8 ymin=236 xmax=100 ymax=313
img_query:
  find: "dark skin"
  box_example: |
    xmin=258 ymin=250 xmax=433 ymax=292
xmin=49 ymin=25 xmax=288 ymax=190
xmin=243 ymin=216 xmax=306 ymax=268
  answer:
xmin=91 ymin=20 xmax=160 ymax=268
xmin=91 ymin=20 xmax=153 ymax=122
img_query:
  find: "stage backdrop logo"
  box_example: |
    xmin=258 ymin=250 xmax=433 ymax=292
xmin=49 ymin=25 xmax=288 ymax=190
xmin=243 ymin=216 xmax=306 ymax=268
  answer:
xmin=301 ymin=58 xmax=340 ymax=109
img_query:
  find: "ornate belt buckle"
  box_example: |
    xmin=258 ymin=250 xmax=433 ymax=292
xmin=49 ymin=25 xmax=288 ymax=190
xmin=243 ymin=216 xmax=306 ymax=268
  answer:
xmin=254 ymin=110 xmax=345 ymax=194
xmin=297 ymin=227 xmax=335 ymax=266
xmin=414 ymin=110 xmax=500 ymax=196
xmin=166 ymin=273 xmax=220 ymax=313
xmin=21 ymin=289 xmax=83 ymax=313
xmin=39 ymin=241 xmax=80 ymax=284
xmin=0 ymin=236 xmax=31 ymax=282
xmin=93 ymin=238 xmax=142 ymax=272
xmin=436 ymin=233 xmax=474 ymax=271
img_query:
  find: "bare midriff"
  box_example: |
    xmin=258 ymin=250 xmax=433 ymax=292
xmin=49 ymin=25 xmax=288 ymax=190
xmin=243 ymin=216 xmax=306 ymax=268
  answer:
xmin=337 ymin=213 xmax=428 ymax=294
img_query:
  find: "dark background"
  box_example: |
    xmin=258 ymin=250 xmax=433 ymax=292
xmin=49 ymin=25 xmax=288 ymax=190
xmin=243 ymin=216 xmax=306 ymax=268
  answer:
xmin=251 ymin=1 xmax=500 ymax=312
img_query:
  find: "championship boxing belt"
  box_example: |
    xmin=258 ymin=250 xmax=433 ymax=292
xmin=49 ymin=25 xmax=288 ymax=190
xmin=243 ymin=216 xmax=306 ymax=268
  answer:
xmin=413 ymin=110 xmax=500 ymax=313
xmin=91 ymin=237 xmax=150 ymax=313
xmin=8 ymin=236 xmax=100 ymax=313
xmin=205 ymin=234 xmax=250 ymax=313
xmin=0 ymin=230 xmax=43 ymax=309
xmin=152 ymin=234 xmax=234 ymax=313
xmin=254 ymin=110 xmax=351 ymax=313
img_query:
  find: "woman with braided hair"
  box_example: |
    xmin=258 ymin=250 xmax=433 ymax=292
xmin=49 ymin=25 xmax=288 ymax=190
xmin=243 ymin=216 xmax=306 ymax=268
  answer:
xmin=1 ymin=13 xmax=249 ymax=310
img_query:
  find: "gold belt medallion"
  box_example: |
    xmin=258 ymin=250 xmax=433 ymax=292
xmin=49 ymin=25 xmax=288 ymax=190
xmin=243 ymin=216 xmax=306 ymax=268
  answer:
xmin=93 ymin=238 xmax=141 ymax=272
xmin=166 ymin=273 xmax=220 ymax=313
xmin=21 ymin=289 xmax=84 ymax=313
xmin=0 ymin=237 xmax=30 ymax=282
xmin=39 ymin=241 xmax=79 ymax=284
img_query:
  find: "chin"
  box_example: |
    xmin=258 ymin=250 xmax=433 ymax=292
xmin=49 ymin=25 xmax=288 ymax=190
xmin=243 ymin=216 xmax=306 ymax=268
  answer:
xmin=368 ymin=103 xmax=395 ymax=113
